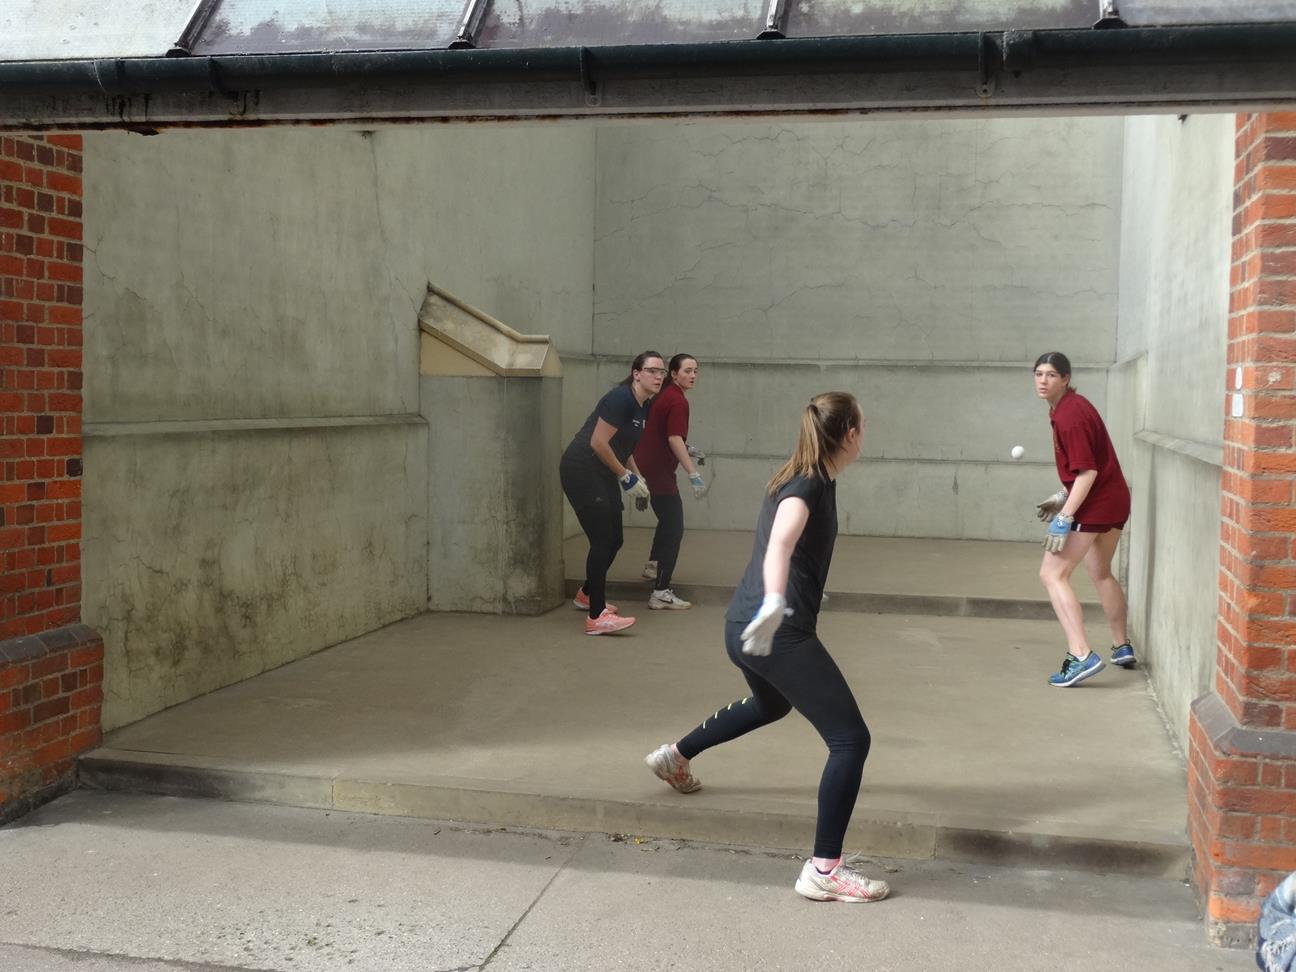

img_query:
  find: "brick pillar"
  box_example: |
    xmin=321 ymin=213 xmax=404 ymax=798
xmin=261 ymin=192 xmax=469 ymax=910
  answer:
xmin=1 ymin=133 xmax=100 ymax=822
xmin=1187 ymin=112 xmax=1296 ymax=946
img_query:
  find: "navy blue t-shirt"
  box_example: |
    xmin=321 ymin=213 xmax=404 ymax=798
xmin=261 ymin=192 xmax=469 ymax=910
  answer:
xmin=562 ymin=385 xmax=651 ymax=477
xmin=726 ymin=473 xmax=837 ymax=636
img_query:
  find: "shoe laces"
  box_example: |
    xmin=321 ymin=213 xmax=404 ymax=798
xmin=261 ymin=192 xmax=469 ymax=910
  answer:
xmin=828 ymin=855 xmax=886 ymax=894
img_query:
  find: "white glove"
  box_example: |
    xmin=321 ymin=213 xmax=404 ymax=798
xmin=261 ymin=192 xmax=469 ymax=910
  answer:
xmin=688 ymin=471 xmax=706 ymax=499
xmin=741 ymin=593 xmax=790 ymax=656
xmin=687 ymin=445 xmax=706 ymax=466
xmin=620 ymin=470 xmax=650 ymax=501
xmin=1036 ymin=489 xmax=1067 ymax=522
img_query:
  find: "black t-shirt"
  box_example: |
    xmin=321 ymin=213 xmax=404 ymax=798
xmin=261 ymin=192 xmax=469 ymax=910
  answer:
xmin=726 ymin=473 xmax=837 ymax=636
xmin=562 ymin=385 xmax=651 ymax=476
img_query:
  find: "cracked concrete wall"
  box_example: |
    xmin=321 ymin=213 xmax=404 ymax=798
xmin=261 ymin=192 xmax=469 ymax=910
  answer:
xmin=1108 ymin=113 xmax=1232 ymax=752
xmin=585 ymin=117 xmax=1124 ymax=540
xmin=83 ymin=126 xmax=594 ymax=729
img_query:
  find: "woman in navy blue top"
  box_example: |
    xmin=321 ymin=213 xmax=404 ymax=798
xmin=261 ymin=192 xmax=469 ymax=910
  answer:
xmin=560 ymin=350 xmax=665 ymax=635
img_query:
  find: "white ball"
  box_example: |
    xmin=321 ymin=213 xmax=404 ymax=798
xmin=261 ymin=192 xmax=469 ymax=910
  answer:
xmin=1010 ymin=445 xmax=1025 ymax=460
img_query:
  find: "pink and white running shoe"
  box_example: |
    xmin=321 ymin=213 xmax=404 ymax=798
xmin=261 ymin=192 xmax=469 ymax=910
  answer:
xmin=585 ymin=608 xmax=635 ymax=636
xmin=644 ymin=744 xmax=702 ymax=793
xmin=794 ymin=857 xmax=890 ymax=903
xmin=573 ymin=588 xmax=618 ymax=614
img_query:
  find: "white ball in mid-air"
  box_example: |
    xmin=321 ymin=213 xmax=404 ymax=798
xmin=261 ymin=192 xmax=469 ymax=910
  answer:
xmin=1010 ymin=445 xmax=1025 ymax=460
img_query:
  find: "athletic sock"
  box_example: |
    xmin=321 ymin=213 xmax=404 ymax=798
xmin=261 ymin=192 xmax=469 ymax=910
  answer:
xmin=813 ymin=857 xmax=841 ymax=875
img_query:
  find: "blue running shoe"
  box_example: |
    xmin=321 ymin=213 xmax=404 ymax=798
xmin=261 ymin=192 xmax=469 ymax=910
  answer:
xmin=1048 ymin=651 xmax=1104 ymax=687
xmin=1110 ymin=643 xmax=1136 ymax=668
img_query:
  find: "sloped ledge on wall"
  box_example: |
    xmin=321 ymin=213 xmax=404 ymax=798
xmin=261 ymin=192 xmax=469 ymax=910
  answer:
xmin=419 ymin=284 xmax=562 ymax=379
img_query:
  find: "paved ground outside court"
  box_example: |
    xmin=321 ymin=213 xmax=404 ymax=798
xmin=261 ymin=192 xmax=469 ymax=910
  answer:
xmin=0 ymin=792 xmax=1255 ymax=972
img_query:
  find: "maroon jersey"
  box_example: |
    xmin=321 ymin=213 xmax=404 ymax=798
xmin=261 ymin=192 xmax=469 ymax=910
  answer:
xmin=633 ymin=382 xmax=690 ymax=495
xmin=1050 ymin=391 xmax=1130 ymax=526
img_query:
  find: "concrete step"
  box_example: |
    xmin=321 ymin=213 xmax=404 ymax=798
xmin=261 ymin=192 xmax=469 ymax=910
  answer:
xmin=78 ymin=748 xmax=1187 ymax=879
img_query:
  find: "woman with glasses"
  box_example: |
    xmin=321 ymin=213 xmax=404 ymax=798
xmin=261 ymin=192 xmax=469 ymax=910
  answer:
xmin=633 ymin=353 xmax=705 ymax=610
xmin=560 ymin=351 xmax=666 ymax=635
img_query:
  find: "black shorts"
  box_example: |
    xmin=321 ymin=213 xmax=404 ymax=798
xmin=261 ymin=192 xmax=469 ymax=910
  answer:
xmin=560 ymin=458 xmax=622 ymax=514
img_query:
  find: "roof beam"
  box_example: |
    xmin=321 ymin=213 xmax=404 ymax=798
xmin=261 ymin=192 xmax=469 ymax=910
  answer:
xmin=1 ymin=25 xmax=1294 ymax=130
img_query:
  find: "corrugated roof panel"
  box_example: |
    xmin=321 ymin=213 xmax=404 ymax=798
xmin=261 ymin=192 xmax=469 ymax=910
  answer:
xmin=0 ymin=0 xmax=193 ymax=61
xmin=190 ymin=0 xmax=464 ymax=54
xmin=783 ymin=0 xmax=1092 ymax=37
xmin=477 ymin=1 xmax=765 ymax=49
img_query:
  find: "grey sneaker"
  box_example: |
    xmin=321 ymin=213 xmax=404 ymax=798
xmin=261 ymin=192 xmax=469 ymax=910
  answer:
xmin=642 ymin=560 xmax=658 ymax=581
xmin=794 ymin=857 xmax=890 ymax=903
xmin=644 ymin=744 xmax=701 ymax=793
xmin=649 ymin=588 xmax=691 ymax=611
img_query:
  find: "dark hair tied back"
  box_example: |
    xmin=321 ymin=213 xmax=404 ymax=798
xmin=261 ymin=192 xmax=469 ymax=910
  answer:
xmin=620 ymin=350 xmax=664 ymax=387
xmin=1033 ymin=351 xmax=1077 ymax=393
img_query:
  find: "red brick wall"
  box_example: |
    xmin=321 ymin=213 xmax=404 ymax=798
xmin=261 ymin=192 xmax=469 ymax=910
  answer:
xmin=1 ymin=134 xmax=84 ymax=639
xmin=1 ymin=133 xmax=94 ymax=823
xmin=1188 ymin=111 xmax=1296 ymax=946
xmin=0 ymin=626 xmax=102 ymax=823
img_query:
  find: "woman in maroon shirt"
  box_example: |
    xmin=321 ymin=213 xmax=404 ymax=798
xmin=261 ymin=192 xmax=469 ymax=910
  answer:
xmin=1032 ymin=351 xmax=1136 ymax=687
xmin=632 ymin=353 xmax=706 ymax=610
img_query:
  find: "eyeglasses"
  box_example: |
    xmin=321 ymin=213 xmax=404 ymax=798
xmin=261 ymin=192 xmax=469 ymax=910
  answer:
xmin=641 ymin=367 xmax=667 ymax=377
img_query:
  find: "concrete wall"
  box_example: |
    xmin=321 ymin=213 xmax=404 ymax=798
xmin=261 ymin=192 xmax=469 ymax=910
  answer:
xmin=425 ymin=375 xmax=564 ymax=614
xmin=1107 ymin=114 xmax=1233 ymax=752
xmin=84 ymin=126 xmax=594 ymax=729
xmin=574 ymin=117 xmax=1125 ymax=540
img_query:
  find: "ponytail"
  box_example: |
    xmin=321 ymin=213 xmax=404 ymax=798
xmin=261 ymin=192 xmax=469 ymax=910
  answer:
xmin=767 ymin=392 xmax=862 ymax=495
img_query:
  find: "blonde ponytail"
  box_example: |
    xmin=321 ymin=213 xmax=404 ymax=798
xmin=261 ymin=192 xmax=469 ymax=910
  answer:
xmin=767 ymin=392 xmax=862 ymax=495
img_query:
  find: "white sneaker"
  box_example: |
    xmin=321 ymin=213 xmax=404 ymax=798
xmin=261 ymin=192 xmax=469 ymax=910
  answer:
xmin=794 ymin=857 xmax=890 ymax=903
xmin=648 ymin=588 xmax=691 ymax=610
xmin=644 ymin=744 xmax=701 ymax=793
xmin=642 ymin=560 xmax=658 ymax=581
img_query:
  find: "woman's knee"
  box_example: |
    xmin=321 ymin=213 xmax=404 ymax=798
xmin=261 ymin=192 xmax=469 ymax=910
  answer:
xmin=1040 ymin=561 xmax=1071 ymax=588
xmin=753 ymin=695 xmax=793 ymax=723
xmin=830 ymin=720 xmax=871 ymax=762
xmin=1085 ymin=561 xmax=1113 ymax=584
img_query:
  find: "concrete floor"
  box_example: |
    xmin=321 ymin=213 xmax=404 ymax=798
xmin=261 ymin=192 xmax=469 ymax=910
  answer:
xmin=84 ymin=535 xmax=1184 ymax=877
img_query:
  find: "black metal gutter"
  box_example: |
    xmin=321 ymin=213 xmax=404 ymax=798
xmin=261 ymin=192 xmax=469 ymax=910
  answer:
xmin=0 ymin=24 xmax=1292 ymax=98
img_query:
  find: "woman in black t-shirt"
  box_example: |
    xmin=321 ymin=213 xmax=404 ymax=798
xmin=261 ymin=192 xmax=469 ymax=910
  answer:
xmin=560 ymin=350 xmax=665 ymax=635
xmin=644 ymin=391 xmax=890 ymax=904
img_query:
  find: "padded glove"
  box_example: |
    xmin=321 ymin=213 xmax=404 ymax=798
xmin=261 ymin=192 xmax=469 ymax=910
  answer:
xmin=741 ymin=593 xmax=791 ymax=656
xmin=1043 ymin=513 xmax=1074 ymax=553
xmin=1036 ymin=489 xmax=1067 ymax=522
xmin=620 ymin=470 xmax=650 ymax=501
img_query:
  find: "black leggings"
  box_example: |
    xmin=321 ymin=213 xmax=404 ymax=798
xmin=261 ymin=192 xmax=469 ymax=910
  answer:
xmin=560 ymin=461 xmax=623 ymax=618
xmin=648 ymin=493 xmax=684 ymax=591
xmin=677 ymin=621 xmax=870 ymax=859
